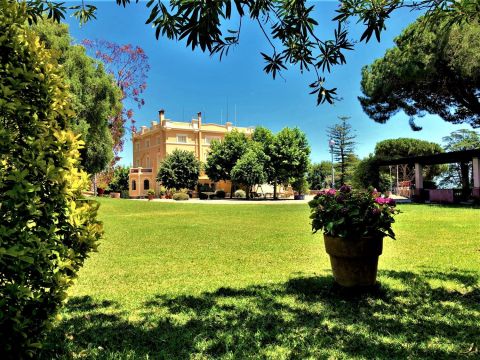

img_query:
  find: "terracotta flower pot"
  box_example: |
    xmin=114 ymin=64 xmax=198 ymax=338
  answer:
xmin=324 ymin=234 xmax=383 ymax=287
xmin=97 ymin=188 xmax=105 ymax=196
xmin=148 ymin=194 xmax=154 ymax=201
xmin=110 ymin=192 xmax=121 ymax=199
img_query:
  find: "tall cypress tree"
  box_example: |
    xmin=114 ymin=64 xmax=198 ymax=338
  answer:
xmin=327 ymin=116 xmax=357 ymax=185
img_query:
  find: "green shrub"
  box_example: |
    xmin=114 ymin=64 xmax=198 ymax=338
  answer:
xmin=108 ymin=166 xmax=130 ymax=193
xmin=147 ymin=189 xmax=155 ymax=196
xmin=0 ymin=1 xmax=102 ymax=356
xmin=199 ymin=192 xmax=209 ymax=200
xmin=235 ymin=189 xmax=246 ymax=198
xmin=215 ymin=190 xmax=226 ymax=199
xmin=159 ymin=185 xmax=167 ymax=196
xmin=173 ymin=192 xmax=189 ymax=201
xmin=121 ymin=190 xmax=130 ymax=199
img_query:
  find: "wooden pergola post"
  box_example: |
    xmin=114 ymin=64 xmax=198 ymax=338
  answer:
xmin=473 ymin=157 xmax=480 ymax=199
xmin=414 ymin=162 xmax=423 ymax=197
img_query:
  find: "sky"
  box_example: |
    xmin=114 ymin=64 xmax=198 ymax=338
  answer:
xmin=64 ymin=1 xmax=473 ymax=167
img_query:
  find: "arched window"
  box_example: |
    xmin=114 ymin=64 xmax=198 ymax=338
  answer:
xmin=144 ymin=179 xmax=150 ymax=190
xmin=132 ymin=180 xmax=136 ymax=191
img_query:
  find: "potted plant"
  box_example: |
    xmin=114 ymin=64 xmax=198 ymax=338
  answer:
xmin=292 ymin=177 xmax=309 ymax=200
xmin=159 ymin=185 xmax=167 ymax=199
xmin=97 ymin=180 xmax=108 ymax=196
xmin=147 ymin=189 xmax=155 ymax=201
xmin=309 ymin=185 xmax=399 ymax=287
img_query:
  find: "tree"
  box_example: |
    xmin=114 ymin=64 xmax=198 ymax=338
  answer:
xmin=439 ymin=129 xmax=480 ymax=189
xmin=307 ymin=161 xmax=331 ymax=190
xmin=157 ymin=149 xmax=200 ymax=190
xmin=327 ymin=116 xmax=357 ymax=185
xmin=108 ymin=166 xmax=130 ymax=193
xmin=82 ymin=39 xmax=150 ymax=160
xmin=25 ymin=1 xmax=478 ymax=106
xmin=360 ymin=14 xmax=480 ymax=129
xmin=352 ymin=155 xmax=391 ymax=192
xmin=0 ymin=1 xmax=102 ymax=355
xmin=269 ymin=127 xmax=311 ymax=199
xmin=204 ymin=130 xmax=249 ymax=197
xmin=33 ymin=20 xmax=123 ymax=174
xmin=374 ymin=138 xmax=445 ymax=182
xmin=231 ymin=143 xmax=267 ymax=198
xmin=252 ymin=126 xmax=274 ymax=185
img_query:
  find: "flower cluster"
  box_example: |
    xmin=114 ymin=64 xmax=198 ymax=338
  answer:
xmin=309 ymin=186 xmax=400 ymax=240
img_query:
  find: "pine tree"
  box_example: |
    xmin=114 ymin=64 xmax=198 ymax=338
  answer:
xmin=327 ymin=116 xmax=357 ymax=185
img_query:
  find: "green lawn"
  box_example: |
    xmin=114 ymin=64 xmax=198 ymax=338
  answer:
xmin=42 ymin=199 xmax=480 ymax=359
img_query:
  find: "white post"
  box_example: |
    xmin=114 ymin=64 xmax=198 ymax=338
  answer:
xmin=473 ymin=157 xmax=480 ymax=199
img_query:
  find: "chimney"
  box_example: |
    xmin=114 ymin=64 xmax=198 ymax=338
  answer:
xmin=197 ymin=112 xmax=202 ymax=128
xmin=151 ymin=120 xmax=157 ymax=128
xmin=140 ymin=126 xmax=147 ymax=134
xmin=158 ymin=109 xmax=165 ymax=122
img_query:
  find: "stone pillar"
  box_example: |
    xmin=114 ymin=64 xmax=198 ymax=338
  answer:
xmin=473 ymin=157 xmax=480 ymax=199
xmin=414 ymin=163 xmax=424 ymax=198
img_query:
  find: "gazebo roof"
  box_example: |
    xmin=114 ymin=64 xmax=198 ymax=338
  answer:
xmin=376 ymin=149 xmax=480 ymax=166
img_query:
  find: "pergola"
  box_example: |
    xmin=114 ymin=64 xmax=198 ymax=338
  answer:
xmin=377 ymin=149 xmax=480 ymax=200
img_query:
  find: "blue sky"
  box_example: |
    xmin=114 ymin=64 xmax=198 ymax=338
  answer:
xmin=64 ymin=1 xmax=472 ymax=167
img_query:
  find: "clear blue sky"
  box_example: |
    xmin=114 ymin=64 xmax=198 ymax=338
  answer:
xmin=64 ymin=1 xmax=472 ymax=167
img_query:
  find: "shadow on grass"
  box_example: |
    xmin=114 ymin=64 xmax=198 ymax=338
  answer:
xmin=41 ymin=270 xmax=479 ymax=359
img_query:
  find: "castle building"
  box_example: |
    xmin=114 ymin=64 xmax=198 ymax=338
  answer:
xmin=129 ymin=109 xmax=254 ymax=197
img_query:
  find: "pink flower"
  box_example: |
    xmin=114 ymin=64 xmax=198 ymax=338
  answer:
xmin=327 ymin=189 xmax=337 ymax=196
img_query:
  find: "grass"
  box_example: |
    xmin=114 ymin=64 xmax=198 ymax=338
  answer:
xmin=41 ymin=199 xmax=480 ymax=359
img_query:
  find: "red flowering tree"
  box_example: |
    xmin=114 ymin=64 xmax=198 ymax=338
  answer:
xmin=82 ymin=39 xmax=150 ymax=161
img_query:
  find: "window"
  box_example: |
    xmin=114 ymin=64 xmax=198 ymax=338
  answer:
xmin=143 ymin=179 xmax=150 ymax=190
xmin=145 ymin=139 xmax=150 ymax=148
xmin=135 ymin=143 xmax=140 ymax=152
xmin=156 ymin=136 xmax=161 ymax=145
xmin=177 ymin=134 xmax=187 ymax=143
xmin=204 ymin=136 xmax=220 ymax=145
xmin=131 ymin=180 xmax=136 ymax=191
xmin=136 ymin=159 xmax=140 ymax=167
xmin=146 ymin=156 xmax=150 ymax=168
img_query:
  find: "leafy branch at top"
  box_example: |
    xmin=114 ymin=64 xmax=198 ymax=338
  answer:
xmin=23 ymin=0 xmax=479 ymax=106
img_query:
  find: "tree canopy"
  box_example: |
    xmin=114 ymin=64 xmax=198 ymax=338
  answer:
xmin=24 ymin=0 xmax=478 ymax=106
xmin=82 ymin=39 xmax=150 ymax=158
xmin=269 ymin=127 xmax=310 ymax=198
xmin=33 ymin=20 xmax=123 ymax=174
xmin=360 ymin=14 xmax=480 ymax=129
xmin=231 ymin=143 xmax=268 ymax=198
xmin=157 ymin=149 xmax=201 ymax=190
xmin=204 ymin=130 xmax=249 ymax=188
xmin=307 ymin=162 xmax=331 ymax=190
xmin=374 ymin=138 xmax=445 ymax=181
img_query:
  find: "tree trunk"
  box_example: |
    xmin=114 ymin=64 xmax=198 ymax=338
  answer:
xmin=230 ymin=182 xmax=234 ymax=198
xmin=273 ymin=179 xmax=277 ymax=200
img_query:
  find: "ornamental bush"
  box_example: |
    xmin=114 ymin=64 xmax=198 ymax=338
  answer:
xmin=308 ymin=186 xmax=399 ymax=240
xmin=234 ymin=189 xmax=246 ymax=199
xmin=173 ymin=192 xmax=189 ymax=201
xmin=0 ymin=1 xmax=102 ymax=357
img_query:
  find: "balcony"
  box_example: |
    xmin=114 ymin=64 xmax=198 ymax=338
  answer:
xmin=130 ymin=167 xmax=153 ymax=174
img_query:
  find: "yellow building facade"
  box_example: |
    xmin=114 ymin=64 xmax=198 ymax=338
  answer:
xmin=129 ymin=109 xmax=254 ymax=197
